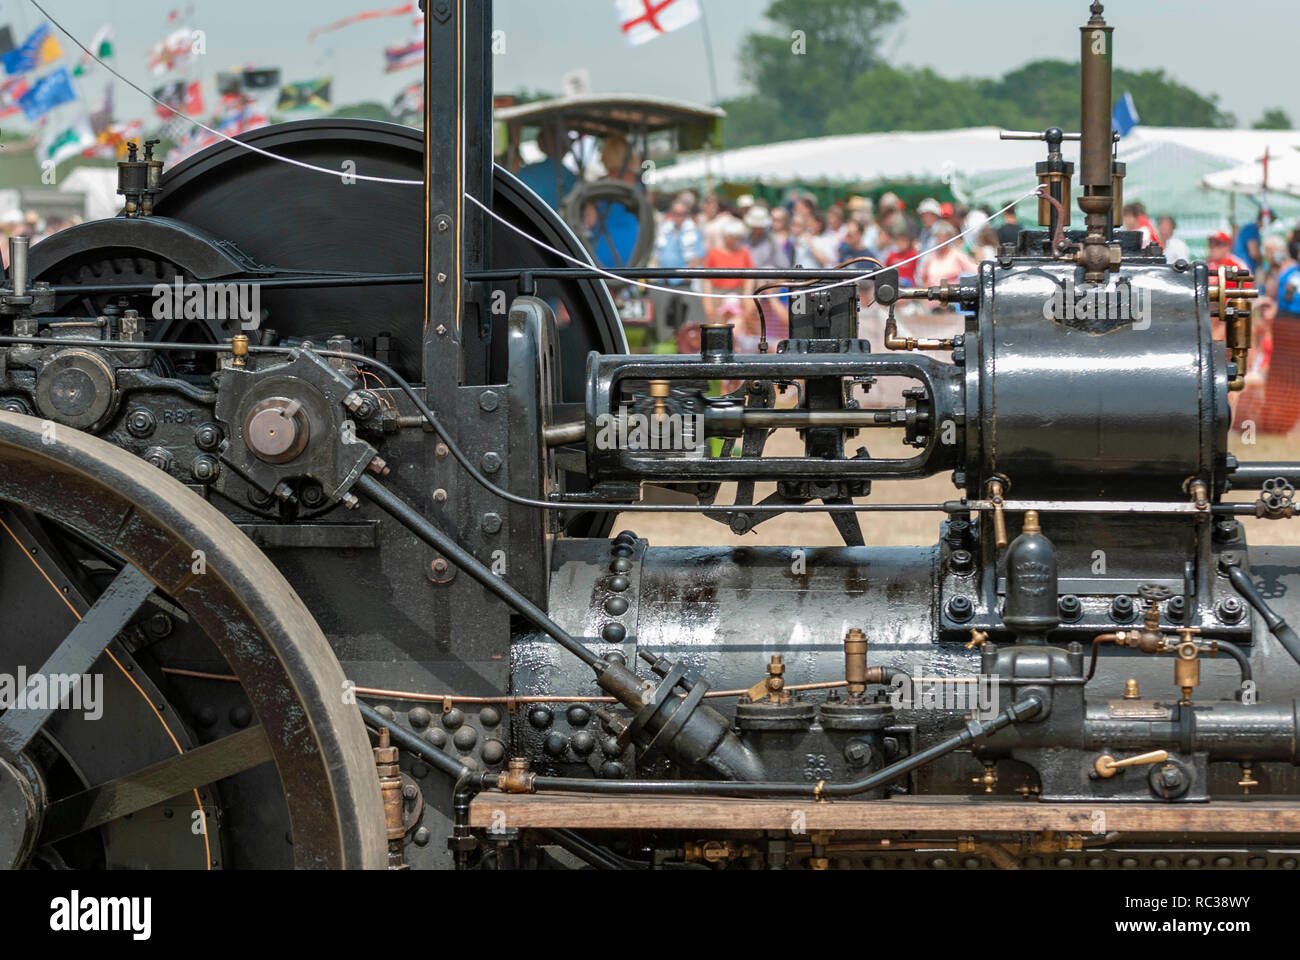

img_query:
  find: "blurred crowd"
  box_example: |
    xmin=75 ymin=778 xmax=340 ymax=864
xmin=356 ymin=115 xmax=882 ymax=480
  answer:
xmin=651 ymin=189 xmax=1300 ymax=434
xmin=0 ymin=208 xmax=84 ymax=265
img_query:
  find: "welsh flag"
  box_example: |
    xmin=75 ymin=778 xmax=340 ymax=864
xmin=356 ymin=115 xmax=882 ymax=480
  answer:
xmin=38 ymin=112 xmax=96 ymax=168
xmin=616 ymin=0 xmax=701 ymax=46
xmin=73 ymin=24 xmax=114 ymax=76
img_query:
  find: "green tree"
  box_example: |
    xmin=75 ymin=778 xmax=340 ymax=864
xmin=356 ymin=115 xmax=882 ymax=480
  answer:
xmin=1253 ymin=108 xmax=1293 ymax=130
xmin=722 ymin=0 xmax=903 ymax=147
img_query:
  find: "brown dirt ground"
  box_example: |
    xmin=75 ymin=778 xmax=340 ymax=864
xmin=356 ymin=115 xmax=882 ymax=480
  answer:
xmin=616 ymin=425 xmax=1300 ymax=549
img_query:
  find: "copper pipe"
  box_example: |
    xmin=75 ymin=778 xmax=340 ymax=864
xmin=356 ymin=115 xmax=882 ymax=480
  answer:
xmin=160 ymin=667 xmax=847 ymax=704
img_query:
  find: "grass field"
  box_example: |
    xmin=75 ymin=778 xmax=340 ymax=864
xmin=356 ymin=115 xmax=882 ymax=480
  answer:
xmin=617 ymin=426 xmax=1300 ymax=548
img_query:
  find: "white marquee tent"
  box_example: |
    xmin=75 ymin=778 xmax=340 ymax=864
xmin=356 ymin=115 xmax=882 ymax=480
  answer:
xmin=659 ymin=126 xmax=1300 ymax=249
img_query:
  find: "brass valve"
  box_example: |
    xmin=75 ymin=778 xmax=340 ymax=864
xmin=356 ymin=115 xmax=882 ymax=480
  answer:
xmin=1238 ymin=765 xmax=1259 ymax=795
xmin=844 ymin=629 xmax=868 ymax=698
xmin=987 ymin=478 xmax=1010 ymax=550
xmin=745 ymin=654 xmax=791 ymax=705
xmin=497 ymin=757 xmax=536 ymax=794
xmin=1174 ymin=630 xmax=1201 ymax=703
xmin=972 ymin=762 xmax=998 ymax=794
xmin=965 ymin=629 xmax=990 ymax=651
xmin=1093 ymin=749 xmax=1169 ymax=779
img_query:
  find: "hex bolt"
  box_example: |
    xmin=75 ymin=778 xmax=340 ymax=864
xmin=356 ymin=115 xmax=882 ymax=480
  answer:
xmin=435 ymin=443 xmax=450 ymax=459
xmin=191 ymin=456 xmax=220 ymax=484
xmin=194 ymin=422 xmax=223 ymax=451
xmin=1217 ymin=597 xmax=1246 ymax=624
xmin=1163 ymin=596 xmax=1186 ymax=623
xmin=949 ymin=550 xmax=974 ymax=576
xmin=144 ymin=447 xmax=173 ymax=472
xmin=481 ymin=452 xmax=502 ymax=474
xmin=126 ymin=409 xmax=157 ymax=439
xmin=1111 ymin=596 xmax=1136 ymax=622
xmin=947 ymin=596 xmax=974 ymax=623
xmin=1217 ymin=552 xmax=1242 ymax=576
xmin=1058 ymin=595 xmax=1083 ymax=622
xmin=481 ymin=512 xmax=503 ymax=534
xmin=478 ymin=390 xmax=500 ymax=412
xmin=844 ymin=741 xmax=871 ymax=767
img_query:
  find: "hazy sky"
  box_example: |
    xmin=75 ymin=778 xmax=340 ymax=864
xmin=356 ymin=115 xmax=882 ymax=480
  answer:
xmin=2 ymin=0 xmax=1292 ymax=129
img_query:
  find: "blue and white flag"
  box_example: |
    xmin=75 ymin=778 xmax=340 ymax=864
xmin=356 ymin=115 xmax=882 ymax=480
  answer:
xmin=19 ymin=66 xmax=77 ymax=120
xmin=1112 ymin=90 xmax=1140 ymax=138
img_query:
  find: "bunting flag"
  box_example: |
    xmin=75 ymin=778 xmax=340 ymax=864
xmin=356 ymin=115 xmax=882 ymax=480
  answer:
xmin=167 ymin=100 xmax=269 ymax=168
xmin=616 ymin=0 xmax=701 ymax=46
xmin=19 ymin=67 xmax=77 ymax=121
xmin=383 ymin=12 xmax=425 ymax=73
xmin=277 ymin=78 xmax=333 ymax=112
xmin=147 ymin=27 xmax=195 ymax=76
xmin=384 ymin=38 xmax=423 ymax=73
xmin=391 ymin=80 xmax=423 ymax=125
xmin=0 ymin=75 xmax=30 ymax=119
xmin=308 ymin=3 xmax=415 ymax=41
xmin=0 ymin=26 xmax=15 ymax=60
xmin=152 ymin=80 xmax=204 ymax=119
xmin=83 ymin=119 xmax=143 ymax=160
xmin=2 ymin=23 xmax=63 ymax=76
xmin=38 ymin=111 xmax=97 ymax=168
xmin=73 ymin=24 xmax=115 ymax=76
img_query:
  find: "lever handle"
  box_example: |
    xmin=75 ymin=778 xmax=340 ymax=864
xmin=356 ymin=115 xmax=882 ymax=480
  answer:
xmin=1094 ymin=749 xmax=1169 ymax=778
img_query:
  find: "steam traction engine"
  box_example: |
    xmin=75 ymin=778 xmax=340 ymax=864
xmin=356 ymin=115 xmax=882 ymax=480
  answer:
xmin=1 ymin=2 xmax=1299 ymax=871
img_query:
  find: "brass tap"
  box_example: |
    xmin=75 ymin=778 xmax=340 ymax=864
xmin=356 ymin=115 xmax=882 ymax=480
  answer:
xmin=230 ymin=334 xmax=250 ymax=368
xmin=965 ymin=629 xmax=990 ymax=651
xmin=972 ymin=763 xmax=998 ymax=794
xmin=1238 ymin=765 xmax=1259 ymax=795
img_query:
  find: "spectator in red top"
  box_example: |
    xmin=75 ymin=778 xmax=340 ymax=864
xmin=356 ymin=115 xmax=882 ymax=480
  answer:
xmin=1207 ymin=231 xmax=1249 ymax=276
xmin=885 ymin=228 xmax=919 ymax=286
xmin=703 ymin=218 xmax=756 ymax=328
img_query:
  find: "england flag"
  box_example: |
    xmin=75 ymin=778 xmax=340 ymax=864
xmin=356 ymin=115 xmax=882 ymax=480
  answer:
xmin=617 ymin=0 xmax=702 ymax=46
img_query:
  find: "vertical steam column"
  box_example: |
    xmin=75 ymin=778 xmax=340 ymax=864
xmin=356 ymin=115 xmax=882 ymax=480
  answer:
xmin=1077 ymin=2 xmax=1117 ymax=283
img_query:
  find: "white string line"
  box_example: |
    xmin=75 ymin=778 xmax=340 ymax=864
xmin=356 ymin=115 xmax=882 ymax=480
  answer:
xmin=33 ymin=0 xmax=1038 ymax=301
xmin=468 ymin=188 xmax=1041 ymax=302
xmin=31 ymin=0 xmax=423 ymax=186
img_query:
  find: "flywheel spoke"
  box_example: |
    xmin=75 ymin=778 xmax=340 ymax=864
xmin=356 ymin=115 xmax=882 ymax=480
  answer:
xmin=39 ymin=725 xmax=273 ymax=844
xmin=0 ymin=564 xmax=155 ymax=755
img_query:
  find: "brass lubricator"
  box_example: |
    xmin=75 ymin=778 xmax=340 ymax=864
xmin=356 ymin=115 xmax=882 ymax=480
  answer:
xmin=648 ymin=379 xmax=671 ymax=418
xmin=373 ymin=728 xmax=409 ymax=870
xmin=840 ymin=628 xmax=892 ymax=701
xmin=230 ymin=334 xmax=250 ymax=369
xmin=1208 ymin=266 xmax=1260 ymax=392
